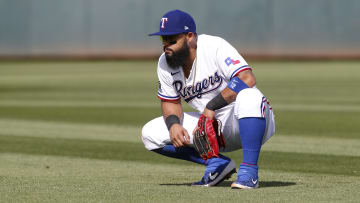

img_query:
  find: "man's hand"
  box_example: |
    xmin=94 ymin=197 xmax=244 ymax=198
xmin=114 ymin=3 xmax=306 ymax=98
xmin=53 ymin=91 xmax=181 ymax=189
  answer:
xmin=192 ymin=108 xmax=215 ymax=136
xmin=169 ymin=123 xmax=190 ymax=147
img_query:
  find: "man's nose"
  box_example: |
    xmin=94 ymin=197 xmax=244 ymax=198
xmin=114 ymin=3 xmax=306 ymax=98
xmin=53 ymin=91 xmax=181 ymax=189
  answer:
xmin=163 ymin=43 xmax=170 ymax=50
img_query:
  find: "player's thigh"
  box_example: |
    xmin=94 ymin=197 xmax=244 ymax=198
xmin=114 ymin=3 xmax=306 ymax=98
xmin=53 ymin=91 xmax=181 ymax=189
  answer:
xmin=234 ymin=87 xmax=275 ymax=144
xmin=222 ymin=88 xmax=275 ymax=152
xmin=141 ymin=112 xmax=200 ymax=150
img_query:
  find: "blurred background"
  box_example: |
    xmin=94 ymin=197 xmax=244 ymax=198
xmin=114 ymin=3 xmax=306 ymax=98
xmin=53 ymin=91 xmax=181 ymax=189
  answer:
xmin=1 ymin=0 xmax=360 ymax=59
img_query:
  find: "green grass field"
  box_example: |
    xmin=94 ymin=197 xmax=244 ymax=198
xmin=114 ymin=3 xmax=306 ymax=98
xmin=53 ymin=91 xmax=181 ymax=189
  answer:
xmin=0 ymin=60 xmax=359 ymax=202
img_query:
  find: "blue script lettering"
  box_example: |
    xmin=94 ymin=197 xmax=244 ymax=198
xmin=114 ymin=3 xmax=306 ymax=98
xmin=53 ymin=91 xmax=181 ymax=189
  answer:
xmin=173 ymin=72 xmax=223 ymax=103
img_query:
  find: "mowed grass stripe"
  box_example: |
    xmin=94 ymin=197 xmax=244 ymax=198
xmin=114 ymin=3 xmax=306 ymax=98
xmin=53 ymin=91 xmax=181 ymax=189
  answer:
xmin=1 ymin=118 xmax=359 ymax=157
xmin=275 ymin=110 xmax=360 ymax=139
xmin=0 ymin=134 xmax=359 ymax=176
xmin=1 ymin=100 xmax=360 ymax=112
xmin=1 ymin=106 xmax=359 ymax=139
xmin=0 ymin=106 xmax=161 ymax=127
xmin=262 ymin=135 xmax=360 ymax=156
xmin=0 ymin=119 xmax=141 ymax=143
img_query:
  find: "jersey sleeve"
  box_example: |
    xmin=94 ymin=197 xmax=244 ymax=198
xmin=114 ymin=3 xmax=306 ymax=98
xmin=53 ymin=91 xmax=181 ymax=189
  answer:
xmin=216 ymin=38 xmax=251 ymax=80
xmin=157 ymin=58 xmax=181 ymax=101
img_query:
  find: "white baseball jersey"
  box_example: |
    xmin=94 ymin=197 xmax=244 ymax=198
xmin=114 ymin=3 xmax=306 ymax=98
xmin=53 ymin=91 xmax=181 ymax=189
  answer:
xmin=157 ymin=34 xmax=251 ymax=115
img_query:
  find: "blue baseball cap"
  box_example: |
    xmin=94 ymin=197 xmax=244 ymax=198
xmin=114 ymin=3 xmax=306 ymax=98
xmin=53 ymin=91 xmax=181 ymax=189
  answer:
xmin=149 ymin=9 xmax=196 ymax=36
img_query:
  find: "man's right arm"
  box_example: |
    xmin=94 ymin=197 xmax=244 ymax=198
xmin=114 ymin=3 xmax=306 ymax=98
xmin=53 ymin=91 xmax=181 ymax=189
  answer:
xmin=161 ymin=100 xmax=190 ymax=147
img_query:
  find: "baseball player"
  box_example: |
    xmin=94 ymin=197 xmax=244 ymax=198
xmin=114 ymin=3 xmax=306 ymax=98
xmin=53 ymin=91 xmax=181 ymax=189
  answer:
xmin=142 ymin=9 xmax=275 ymax=189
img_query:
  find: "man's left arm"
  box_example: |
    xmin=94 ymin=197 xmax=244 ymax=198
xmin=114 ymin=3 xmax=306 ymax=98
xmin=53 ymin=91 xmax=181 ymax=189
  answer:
xmin=203 ymin=69 xmax=256 ymax=119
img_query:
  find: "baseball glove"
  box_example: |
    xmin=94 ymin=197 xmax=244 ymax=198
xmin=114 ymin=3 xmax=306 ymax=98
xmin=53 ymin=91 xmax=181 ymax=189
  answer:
xmin=193 ymin=114 xmax=226 ymax=160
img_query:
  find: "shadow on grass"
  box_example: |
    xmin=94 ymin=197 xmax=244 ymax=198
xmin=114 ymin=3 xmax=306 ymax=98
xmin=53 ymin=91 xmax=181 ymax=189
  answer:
xmin=160 ymin=180 xmax=296 ymax=188
xmin=259 ymin=181 xmax=296 ymax=188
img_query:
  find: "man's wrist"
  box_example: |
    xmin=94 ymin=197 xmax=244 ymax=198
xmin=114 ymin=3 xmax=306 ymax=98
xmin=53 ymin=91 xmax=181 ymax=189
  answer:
xmin=203 ymin=108 xmax=215 ymax=119
xmin=165 ymin=115 xmax=181 ymax=130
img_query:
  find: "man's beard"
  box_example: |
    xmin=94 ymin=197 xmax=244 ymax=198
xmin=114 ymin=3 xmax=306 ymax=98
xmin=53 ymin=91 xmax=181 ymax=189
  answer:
xmin=165 ymin=40 xmax=190 ymax=69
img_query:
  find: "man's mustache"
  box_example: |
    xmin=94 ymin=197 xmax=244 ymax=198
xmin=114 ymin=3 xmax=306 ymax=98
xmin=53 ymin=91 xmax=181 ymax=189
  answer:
xmin=163 ymin=47 xmax=174 ymax=52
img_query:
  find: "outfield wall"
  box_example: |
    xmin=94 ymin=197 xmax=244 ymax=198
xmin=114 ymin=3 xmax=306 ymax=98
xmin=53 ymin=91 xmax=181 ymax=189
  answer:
xmin=1 ymin=0 xmax=360 ymax=59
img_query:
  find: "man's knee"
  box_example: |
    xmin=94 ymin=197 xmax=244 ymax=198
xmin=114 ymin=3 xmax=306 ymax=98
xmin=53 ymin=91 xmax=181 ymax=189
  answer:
xmin=234 ymin=88 xmax=265 ymax=119
xmin=141 ymin=118 xmax=168 ymax=151
xmin=141 ymin=121 xmax=156 ymax=151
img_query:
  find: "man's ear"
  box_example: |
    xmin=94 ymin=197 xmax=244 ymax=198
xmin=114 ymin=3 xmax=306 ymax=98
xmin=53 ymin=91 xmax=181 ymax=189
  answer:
xmin=187 ymin=32 xmax=197 ymax=47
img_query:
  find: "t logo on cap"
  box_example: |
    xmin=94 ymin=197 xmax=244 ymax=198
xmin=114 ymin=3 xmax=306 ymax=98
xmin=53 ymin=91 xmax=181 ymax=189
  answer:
xmin=149 ymin=9 xmax=196 ymax=36
xmin=161 ymin=18 xmax=168 ymax=29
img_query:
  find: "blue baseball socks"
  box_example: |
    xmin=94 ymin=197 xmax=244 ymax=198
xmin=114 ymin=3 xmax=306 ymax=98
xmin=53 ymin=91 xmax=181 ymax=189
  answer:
xmin=152 ymin=144 xmax=206 ymax=165
xmin=238 ymin=117 xmax=266 ymax=175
